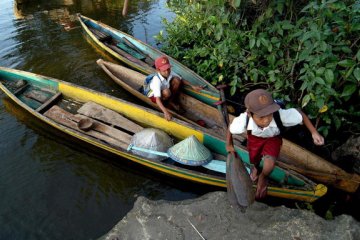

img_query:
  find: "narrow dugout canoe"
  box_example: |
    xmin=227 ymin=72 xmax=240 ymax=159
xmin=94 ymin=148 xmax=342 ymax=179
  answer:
xmin=96 ymin=59 xmax=226 ymax=132
xmin=77 ymin=14 xmax=220 ymax=106
xmin=0 ymin=66 xmax=327 ymax=202
xmin=96 ymin=59 xmax=360 ymax=193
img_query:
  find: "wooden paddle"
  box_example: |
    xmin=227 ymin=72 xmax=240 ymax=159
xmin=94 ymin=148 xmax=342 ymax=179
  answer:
xmin=216 ymin=85 xmax=255 ymax=209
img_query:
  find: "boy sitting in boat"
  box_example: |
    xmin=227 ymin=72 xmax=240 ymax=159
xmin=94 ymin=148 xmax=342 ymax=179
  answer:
xmin=229 ymin=89 xmax=324 ymax=199
xmin=143 ymin=56 xmax=203 ymax=121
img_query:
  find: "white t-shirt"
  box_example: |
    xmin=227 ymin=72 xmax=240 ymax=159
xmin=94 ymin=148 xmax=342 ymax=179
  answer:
xmin=148 ymin=71 xmax=181 ymax=98
xmin=229 ymin=108 xmax=303 ymax=138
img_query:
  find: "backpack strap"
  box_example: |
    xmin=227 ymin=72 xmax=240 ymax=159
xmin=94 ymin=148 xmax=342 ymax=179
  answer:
xmin=245 ymin=110 xmax=285 ymax=136
xmin=273 ymin=110 xmax=285 ymax=135
xmin=145 ymin=73 xmax=156 ymax=84
xmin=245 ymin=113 xmax=251 ymax=136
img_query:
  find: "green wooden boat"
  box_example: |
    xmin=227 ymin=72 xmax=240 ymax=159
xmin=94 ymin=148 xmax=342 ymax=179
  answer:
xmin=0 ymin=66 xmax=327 ymax=202
xmin=77 ymin=14 xmax=220 ymax=106
xmin=97 ymin=59 xmax=360 ymax=194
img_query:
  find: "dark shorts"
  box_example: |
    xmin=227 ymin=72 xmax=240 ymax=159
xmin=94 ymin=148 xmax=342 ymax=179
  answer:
xmin=247 ymin=134 xmax=282 ymax=165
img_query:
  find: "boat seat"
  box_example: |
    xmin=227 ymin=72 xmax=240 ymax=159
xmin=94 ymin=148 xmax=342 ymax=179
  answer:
xmin=13 ymin=80 xmax=29 ymax=96
xmin=88 ymin=27 xmax=112 ymax=42
xmin=36 ymin=92 xmax=62 ymax=113
xmin=99 ymin=35 xmax=112 ymax=42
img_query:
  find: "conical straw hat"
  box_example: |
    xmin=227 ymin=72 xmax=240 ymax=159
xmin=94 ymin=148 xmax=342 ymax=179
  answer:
xmin=131 ymin=128 xmax=173 ymax=160
xmin=168 ymin=135 xmax=212 ymax=166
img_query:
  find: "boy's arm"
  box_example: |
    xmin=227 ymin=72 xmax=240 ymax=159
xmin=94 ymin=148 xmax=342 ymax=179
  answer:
xmin=298 ymin=109 xmax=324 ymax=145
xmin=155 ymin=97 xmax=172 ymax=121
xmin=182 ymin=79 xmax=204 ymax=92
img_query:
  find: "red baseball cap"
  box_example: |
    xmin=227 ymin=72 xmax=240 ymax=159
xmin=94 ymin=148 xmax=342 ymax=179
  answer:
xmin=155 ymin=56 xmax=171 ymax=71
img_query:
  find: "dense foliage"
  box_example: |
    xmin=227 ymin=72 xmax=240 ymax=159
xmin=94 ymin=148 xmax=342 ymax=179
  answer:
xmin=155 ymin=0 xmax=360 ymax=137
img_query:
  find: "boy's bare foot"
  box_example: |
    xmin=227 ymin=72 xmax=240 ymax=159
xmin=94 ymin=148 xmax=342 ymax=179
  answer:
xmin=255 ymin=174 xmax=268 ymax=199
xmin=250 ymin=167 xmax=258 ymax=182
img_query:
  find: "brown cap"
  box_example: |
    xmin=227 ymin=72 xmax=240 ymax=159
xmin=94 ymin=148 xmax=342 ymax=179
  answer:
xmin=244 ymin=89 xmax=280 ymax=117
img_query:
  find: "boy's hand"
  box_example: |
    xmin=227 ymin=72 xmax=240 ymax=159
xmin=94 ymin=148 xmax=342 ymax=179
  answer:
xmin=226 ymin=144 xmax=235 ymax=153
xmin=192 ymin=85 xmax=204 ymax=92
xmin=164 ymin=111 xmax=172 ymax=121
xmin=312 ymin=132 xmax=324 ymax=145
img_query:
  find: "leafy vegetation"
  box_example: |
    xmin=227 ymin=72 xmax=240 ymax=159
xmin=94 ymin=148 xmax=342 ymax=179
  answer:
xmin=155 ymin=0 xmax=360 ymax=137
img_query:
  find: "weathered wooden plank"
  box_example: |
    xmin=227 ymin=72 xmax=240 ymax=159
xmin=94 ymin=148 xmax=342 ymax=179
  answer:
xmin=36 ymin=92 xmax=62 ymax=113
xmin=74 ymin=114 xmax=132 ymax=143
xmin=104 ymin=42 xmax=153 ymax=70
xmin=49 ymin=105 xmax=132 ymax=144
xmin=121 ymin=37 xmax=145 ymax=56
xmin=20 ymin=95 xmax=42 ymax=109
xmin=44 ymin=105 xmax=129 ymax=149
xmin=13 ymin=82 xmax=29 ymax=95
xmin=89 ymin=27 xmax=112 ymax=42
xmin=77 ymin=102 xmax=143 ymax=133
xmin=24 ymin=90 xmax=49 ymax=103
xmin=121 ymin=37 xmax=155 ymax=66
xmin=44 ymin=105 xmax=132 ymax=143
xmin=117 ymin=42 xmax=145 ymax=60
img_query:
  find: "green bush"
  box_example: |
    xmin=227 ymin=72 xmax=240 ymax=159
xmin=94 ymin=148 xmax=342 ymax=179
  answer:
xmin=155 ymin=0 xmax=360 ymax=137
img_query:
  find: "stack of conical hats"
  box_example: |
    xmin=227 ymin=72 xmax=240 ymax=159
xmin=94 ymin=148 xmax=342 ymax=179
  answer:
xmin=168 ymin=135 xmax=212 ymax=166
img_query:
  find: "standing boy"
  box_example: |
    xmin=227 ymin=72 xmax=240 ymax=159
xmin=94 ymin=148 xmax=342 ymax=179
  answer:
xmin=145 ymin=56 xmax=203 ymax=121
xmin=229 ymin=89 xmax=324 ymax=199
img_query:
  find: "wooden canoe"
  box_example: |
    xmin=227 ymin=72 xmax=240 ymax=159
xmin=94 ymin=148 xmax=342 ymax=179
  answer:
xmin=96 ymin=59 xmax=360 ymax=193
xmin=96 ymin=59 xmax=226 ymax=133
xmin=77 ymin=14 xmax=220 ymax=106
xmin=0 ymin=66 xmax=327 ymax=202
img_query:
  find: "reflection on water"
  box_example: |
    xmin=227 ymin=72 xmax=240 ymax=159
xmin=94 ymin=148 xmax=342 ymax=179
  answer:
xmin=0 ymin=0 xmax=188 ymax=239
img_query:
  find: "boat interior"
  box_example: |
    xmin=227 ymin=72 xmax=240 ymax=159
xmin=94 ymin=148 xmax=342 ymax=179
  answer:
xmin=83 ymin=18 xmax=155 ymax=69
xmin=2 ymin=78 xmax=229 ymax=177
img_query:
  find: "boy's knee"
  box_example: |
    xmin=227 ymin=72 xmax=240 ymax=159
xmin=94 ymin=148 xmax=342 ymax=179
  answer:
xmin=171 ymin=77 xmax=182 ymax=88
xmin=263 ymin=155 xmax=276 ymax=166
xmin=261 ymin=155 xmax=276 ymax=176
xmin=161 ymin=89 xmax=171 ymax=100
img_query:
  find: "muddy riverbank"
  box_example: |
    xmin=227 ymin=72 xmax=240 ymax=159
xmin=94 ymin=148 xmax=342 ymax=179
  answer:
xmin=101 ymin=191 xmax=359 ymax=240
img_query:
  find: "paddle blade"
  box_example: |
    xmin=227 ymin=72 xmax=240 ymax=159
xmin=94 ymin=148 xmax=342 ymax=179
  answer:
xmin=226 ymin=152 xmax=255 ymax=208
